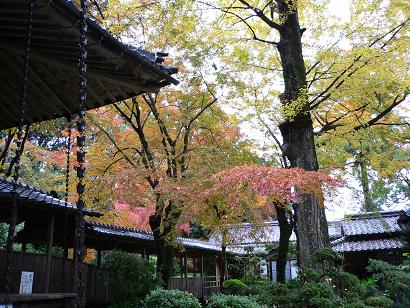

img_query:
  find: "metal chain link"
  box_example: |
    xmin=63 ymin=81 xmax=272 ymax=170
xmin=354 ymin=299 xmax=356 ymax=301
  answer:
xmin=5 ymin=0 xmax=35 ymax=298
xmin=75 ymin=0 xmax=88 ymax=306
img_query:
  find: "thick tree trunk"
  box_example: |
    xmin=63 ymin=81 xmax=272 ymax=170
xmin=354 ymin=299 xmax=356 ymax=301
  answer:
xmin=149 ymin=197 xmax=182 ymax=286
xmin=275 ymin=205 xmax=292 ymax=283
xmin=276 ymin=0 xmax=330 ymax=271
xmin=220 ymin=245 xmax=227 ymax=289
xmin=357 ymin=152 xmax=374 ymax=211
xmin=149 ymin=213 xmax=175 ymax=286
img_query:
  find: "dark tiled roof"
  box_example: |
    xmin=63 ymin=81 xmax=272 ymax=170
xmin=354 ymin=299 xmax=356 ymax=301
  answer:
xmin=0 ymin=177 xmax=101 ymax=217
xmin=62 ymin=0 xmax=179 ymax=81
xmin=87 ymin=221 xmax=154 ymax=241
xmin=331 ymin=209 xmax=407 ymax=253
xmin=333 ymin=237 xmax=404 ymax=252
xmin=87 ymin=221 xmax=228 ymax=253
xmin=209 ymin=220 xmax=341 ymax=247
xmin=398 ymin=207 xmax=410 ymax=223
xmin=342 ymin=212 xmax=401 ymax=236
xmin=178 ymin=237 xmax=222 ymax=253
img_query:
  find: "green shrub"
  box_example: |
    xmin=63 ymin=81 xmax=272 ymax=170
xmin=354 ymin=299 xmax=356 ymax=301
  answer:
xmin=143 ymin=289 xmax=201 ymax=308
xmin=297 ymin=266 xmax=321 ymax=284
xmin=206 ymin=294 xmax=262 ymax=308
xmin=313 ymin=248 xmax=344 ymax=263
xmin=222 ymin=279 xmax=247 ymax=295
xmin=253 ymin=282 xmax=295 ymax=306
xmin=297 ymin=282 xmax=342 ymax=308
xmin=239 ymin=275 xmax=267 ymax=286
xmin=325 ymin=267 xmax=366 ymax=300
xmin=367 ymin=259 xmax=410 ymax=307
xmin=102 ymin=250 xmax=161 ymax=306
xmin=365 ymin=296 xmax=393 ymax=307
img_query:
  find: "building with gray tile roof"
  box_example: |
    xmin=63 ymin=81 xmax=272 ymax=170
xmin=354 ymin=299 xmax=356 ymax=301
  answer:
xmin=0 ymin=176 xmax=101 ymax=217
xmin=332 ymin=209 xmax=407 ymax=253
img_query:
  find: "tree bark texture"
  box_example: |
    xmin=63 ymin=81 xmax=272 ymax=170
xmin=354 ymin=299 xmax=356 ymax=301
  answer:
xmin=358 ymin=152 xmax=374 ymax=211
xmin=275 ymin=205 xmax=292 ymax=283
xmin=149 ymin=198 xmax=181 ymax=285
xmin=220 ymin=245 xmax=227 ymax=289
xmin=149 ymin=213 xmax=175 ymax=285
xmin=276 ymin=0 xmax=330 ymax=270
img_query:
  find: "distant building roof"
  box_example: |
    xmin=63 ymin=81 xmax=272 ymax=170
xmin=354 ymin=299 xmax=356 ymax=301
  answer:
xmin=86 ymin=221 xmax=229 ymax=254
xmin=333 ymin=237 xmax=404 ymax=252
xmin=0 ymin=177 xmax=101 ymax=217
xmin=332 ymin=209 xmax=409 ymax=253
xmin=342 ymin=212 xmax=401 ymax=236
xmin=209 ymin=220 xmax=342 ymax=248
xmin=208 ymin=208 xmax=409 ymax=255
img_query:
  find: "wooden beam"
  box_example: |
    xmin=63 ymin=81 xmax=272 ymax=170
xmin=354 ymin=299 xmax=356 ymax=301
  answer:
xmin=44 ymin=213 xmax=56 ymax=293
xmin=0 ymin=88 xmax=18 ymax=122
xmin=201 ymin=253 xmax=204 ymax=299
xmin=2 ymin=46 xmax=160 ymax=92
xmin=184 ymin=251 xmax=188 ymax=291
xmin=179 ymin=257 xmax=183 ymax=278
xmin=26 ymin=62 xmax=72 ymax=115
xmin=0 ymin=51 xmax=53 ymax=118
xmin=97 ymin=249 xmax=102 ymax=268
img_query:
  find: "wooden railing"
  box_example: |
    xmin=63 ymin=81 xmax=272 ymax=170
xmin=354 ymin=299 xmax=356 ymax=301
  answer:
xmin=0 ymin=250 xmax=109 ymax=304
xmin=168 ymin=276 xmax=221 ymax=299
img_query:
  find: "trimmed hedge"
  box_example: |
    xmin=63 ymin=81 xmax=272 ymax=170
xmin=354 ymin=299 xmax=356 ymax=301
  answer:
xmin=143 ymin=289 xmax=201 ymax=308
xmin=222 ymin=279 xmax=247 ymax=295
xmin=206 ymin=293 xmax=262 ymax=308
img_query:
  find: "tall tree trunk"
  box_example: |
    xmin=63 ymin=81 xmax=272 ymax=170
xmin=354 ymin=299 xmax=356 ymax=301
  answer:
xmin=275 ymin=205 xmax=292 ymax=283
xmin=357 ymin=152 xmax=374 ymax=211
xmin=149 ymin=198 xmax=180 ymax=286
xmin=149 ymin=214 xmax=175 ymax=286
xmin=220 ymin=245 xmax=227 ymax=290
xmin=276 ymin=0 xmax=330 ymax=271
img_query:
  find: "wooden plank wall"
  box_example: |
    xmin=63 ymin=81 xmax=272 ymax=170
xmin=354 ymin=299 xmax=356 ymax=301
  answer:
xmin=168 ymin=276 xmax=220 ymax=299
xmin=0 ymin=250 xmax=109 ymax=304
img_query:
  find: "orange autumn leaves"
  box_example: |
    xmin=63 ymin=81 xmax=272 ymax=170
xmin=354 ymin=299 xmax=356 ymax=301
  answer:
xmin=157 ymin=165 xmax=340 ymax=231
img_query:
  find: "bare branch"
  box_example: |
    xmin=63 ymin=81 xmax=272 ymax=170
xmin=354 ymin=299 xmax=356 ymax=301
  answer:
xmin=237 ymin=0 xmax=281 ymax=30
xmin=353 ymin=93 xmax=408 ymax=130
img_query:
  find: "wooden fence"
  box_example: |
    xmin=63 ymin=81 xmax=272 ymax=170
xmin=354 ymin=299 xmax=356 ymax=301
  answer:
xmin=0 ymin=250 xmax=109 ymax=305
xmin=168 ymin=276 xmax=221 ymax=299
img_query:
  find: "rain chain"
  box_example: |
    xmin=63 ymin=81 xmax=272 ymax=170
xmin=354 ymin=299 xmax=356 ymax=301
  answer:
xmin=5 ymin=0 xmax=35 ymax=297
xmin=75 ymin=0 xmax=89 ymax=306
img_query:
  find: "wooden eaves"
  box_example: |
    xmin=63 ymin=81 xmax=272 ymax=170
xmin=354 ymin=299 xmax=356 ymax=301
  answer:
xmin=0 ymin=0 xmax=178 ymax=130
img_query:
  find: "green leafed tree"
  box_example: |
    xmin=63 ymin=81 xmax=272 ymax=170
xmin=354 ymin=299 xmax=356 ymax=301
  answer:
xmin=196 ymin=0 xmax=409 ymax=271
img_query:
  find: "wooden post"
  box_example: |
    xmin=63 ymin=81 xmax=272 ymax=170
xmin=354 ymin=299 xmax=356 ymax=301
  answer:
xmin=45 ymin=213 xmax=55 ymax=293
xmin=5 ymin=197 xmax=19 ymax=295
xmin=193 ymin=257 xmax=196 ymax=277
xmin=73 ymin=230 xmax=78 ymax=292
xmin=179 ymin=256 xmax=183 ymax=277
xmin=97 ymin=249 xmax=102 ymax=268
xmin=201 ymin=253 xmax=204 ymax=299
xmin=184 ymin=252 xmax=188 ymax=291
